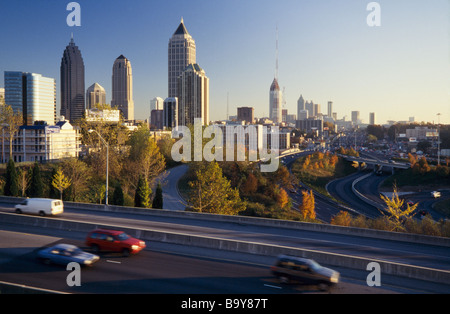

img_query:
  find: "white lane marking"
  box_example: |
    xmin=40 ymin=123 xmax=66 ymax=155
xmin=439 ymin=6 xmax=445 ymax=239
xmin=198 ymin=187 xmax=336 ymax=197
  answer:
xmin=106 ymin=260 xmax=121 ymax=264
xmin=264 ymin=284 xmax=282 ymax=289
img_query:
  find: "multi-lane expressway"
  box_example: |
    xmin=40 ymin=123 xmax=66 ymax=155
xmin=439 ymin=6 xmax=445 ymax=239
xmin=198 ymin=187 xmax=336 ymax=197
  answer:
xmin=0 ymin=200 xmax=449 ymax=294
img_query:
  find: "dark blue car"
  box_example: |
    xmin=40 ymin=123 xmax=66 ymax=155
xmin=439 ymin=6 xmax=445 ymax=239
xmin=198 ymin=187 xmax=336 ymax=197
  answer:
xmin=37 ymin=244 xmax=100 ymax=267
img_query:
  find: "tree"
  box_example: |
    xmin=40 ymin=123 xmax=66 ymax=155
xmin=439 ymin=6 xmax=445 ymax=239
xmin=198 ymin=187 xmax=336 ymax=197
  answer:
xmin=241 ymin=173 xmax=258 ymax=195
xmin=16 ymin=167 xmax=31 ymax=197
xmin=135 ymin=175 xmax=151 ymax=208
xmin=276 ymin=187 xmax=290 ymax=209
xmin=27 ymin=162 xmax=44 ymax=198
xmin=112 ymin=183 xmax=125 ymax=206
xmin=380 ymin=186 xmax=418 ymax=232
xmin=4 ymin=159 xmax=18 ymax=196
xmin=152 ymin=182 xmax=163 ymax=209
xmin=331 ymin=211 xmax=352 ymax=226
xmin=60 ymin=158 xmax=91 ymax=202
xmin=187 ymin=161 xmax=246 ymax=215
xmin=299 ymin=190 xmax=316 ymax=220
xmin=0 ymin=104 xmax=22 ymax=160
xmin=51 ymin=168 xmax=71 ymax=200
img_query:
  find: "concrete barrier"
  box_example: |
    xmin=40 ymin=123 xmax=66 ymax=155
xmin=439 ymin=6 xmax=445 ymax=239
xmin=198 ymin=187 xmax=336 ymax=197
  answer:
xmin=0 ymin=212 xmax=449 ymax=285
xmin=1 ymin=196 xmax=449 ymax=247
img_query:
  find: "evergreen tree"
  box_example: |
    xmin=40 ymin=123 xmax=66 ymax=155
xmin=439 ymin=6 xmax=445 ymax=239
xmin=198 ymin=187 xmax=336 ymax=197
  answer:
xmin=112 ymin=183 xmax=125 ymax=206
xmin=4 ymin=159 xmax=18 ymax=196
xmin=134 ymin=175 xmax=151 ymax=208
xmin=152 ymin=182 xmax=163 ymax=209
xmin=28 ymin=162 xmax=43 ymax=197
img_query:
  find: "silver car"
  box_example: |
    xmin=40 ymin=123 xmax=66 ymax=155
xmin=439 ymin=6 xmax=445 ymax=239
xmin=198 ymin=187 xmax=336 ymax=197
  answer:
xmin=271 ymin=255 xmax=340 ymax=291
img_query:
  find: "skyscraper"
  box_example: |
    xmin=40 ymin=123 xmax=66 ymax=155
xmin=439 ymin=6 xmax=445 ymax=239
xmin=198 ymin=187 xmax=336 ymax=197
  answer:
xmin=5 ymin=71 xmax=56 ymax=126
xmin=86 ymin=83 xmax=106 ymax=109
xmin=168 ymin=18 xmax=196 ymax=98
xmin=327 ymin=101 xmax=333 ymax=118
xmin=297 ymin=95 xmax=305 ymax=120
xmin=352 ymin=111 xmax=360 ymax=125
xmin=111 ymin=55 xmax=134 ymax=121
xmin=269 ymin=78 xmax=282 ymax=123
xmin=370 ymin=112 xmax=376 ymax=125
xmin=164 ymin=97 xmax=178 ymax=129
xmin=177 ymin=63 xmax=209 ymax=126
xmin=60 ymin=36 xmax=85 ymax=123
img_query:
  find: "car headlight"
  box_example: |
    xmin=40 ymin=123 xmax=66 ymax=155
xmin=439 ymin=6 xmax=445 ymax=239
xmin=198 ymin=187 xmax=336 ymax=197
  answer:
xmin=131 ymin=245 xmax=140 ymax=251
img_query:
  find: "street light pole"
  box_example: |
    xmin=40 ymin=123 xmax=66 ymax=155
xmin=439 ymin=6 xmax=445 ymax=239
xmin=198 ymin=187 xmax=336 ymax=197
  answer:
xmin=437 ymin=113 xmax=441 ymax=165
xmin=89 ymin=129 xmax=109 ymax=205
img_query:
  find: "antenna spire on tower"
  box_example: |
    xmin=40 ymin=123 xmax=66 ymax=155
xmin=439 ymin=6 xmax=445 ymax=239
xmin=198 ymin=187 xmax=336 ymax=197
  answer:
xmin=275 ymin=25 xmax=279 ymax=80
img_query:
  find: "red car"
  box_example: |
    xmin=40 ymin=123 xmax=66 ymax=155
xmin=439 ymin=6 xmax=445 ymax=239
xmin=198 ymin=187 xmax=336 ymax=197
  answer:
xmin=85 ymin=229 xmax=146 ymax=257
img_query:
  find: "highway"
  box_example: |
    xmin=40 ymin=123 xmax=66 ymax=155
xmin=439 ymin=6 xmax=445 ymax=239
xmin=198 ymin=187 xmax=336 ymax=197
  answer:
xmin=0 ymin=201 xmax=449 ymax=274
xmin=0 ymin=228 xmax=448 ymax=295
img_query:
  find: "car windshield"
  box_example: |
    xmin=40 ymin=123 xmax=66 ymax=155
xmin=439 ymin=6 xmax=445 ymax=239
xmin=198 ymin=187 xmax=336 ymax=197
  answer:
xmin=116 ymin=233 xmax=130 ymax=241
xmin=62 ymin=247 xmax=83 ymax=256
xmin=308 ymin=260 xmax=322 ymax=271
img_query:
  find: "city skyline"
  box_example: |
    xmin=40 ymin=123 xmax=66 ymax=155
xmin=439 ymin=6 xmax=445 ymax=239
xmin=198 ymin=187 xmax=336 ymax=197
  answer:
xmin=0 ymin=0 xmax=449 ymax=125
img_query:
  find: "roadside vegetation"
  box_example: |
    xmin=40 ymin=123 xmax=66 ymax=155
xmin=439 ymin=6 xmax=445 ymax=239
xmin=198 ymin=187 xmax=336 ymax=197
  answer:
xmin=289 ymin=151 xmax=357 ymax=199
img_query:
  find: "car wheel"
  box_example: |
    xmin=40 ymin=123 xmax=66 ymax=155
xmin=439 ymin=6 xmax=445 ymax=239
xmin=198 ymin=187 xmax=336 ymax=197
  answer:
xmin=279 ymin=276 xmax=290 ymax=284
xmin=122 ymin=248 xmax=131 ymax=257
xmin=15 ymin=209 xmax=22 ymax=214
xmin=91 ymin=244 xmax=100 ymax=254
xmin=41 ymin=258 xmax=51 ymax=265
xmin=38 ymin=211 xmax=46 ymax=217
xmin=318 ymin=282 xmax=330 ymax=292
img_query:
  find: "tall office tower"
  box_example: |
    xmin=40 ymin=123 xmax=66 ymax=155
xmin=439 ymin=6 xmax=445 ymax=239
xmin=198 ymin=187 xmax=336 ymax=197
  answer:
xmin=61 ymin=36 xmax=85 ymax=123
xmin=305 ymin=101 xmax=314 ymax=117
xmin=313 ymin=103 xmax=321 ymax=117
xmin=352 ymin=111 xmax=360 ymax=125
xmin=269 ymin=78 xmax=282 ymax=123
xmin=370 ymin=112 xmax=376 ymax=125
xmin=237 ymin=107 xmax=255 ymax=124
xmin=177 ymin=63 xmax=209 ymax=126
xmin=299 ymin=110 xmax=309 ymax=120
xmin=111 ymin=55 xmax=134 ymax=121
xmin=168 ymin=18 xmax=196 ymax=98
xmin=86 ymin=83 xmax=106 ymax=109
xmin=297 ymin=95 xmax=305 ymax=119
xmin=151 ymin=97 xmax=164 ymax=111
xmin=5 ymin=71 xmax=56 ymax=126
xmin=163 ymin=97 xmax=178 ymax=129
xmin=327 ymin=101 xmax=333 ymax=118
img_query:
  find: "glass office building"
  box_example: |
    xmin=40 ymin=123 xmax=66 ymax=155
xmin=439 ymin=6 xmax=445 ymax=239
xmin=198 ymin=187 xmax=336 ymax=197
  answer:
xmin=4 ymin=71 xmax=56 ymax=126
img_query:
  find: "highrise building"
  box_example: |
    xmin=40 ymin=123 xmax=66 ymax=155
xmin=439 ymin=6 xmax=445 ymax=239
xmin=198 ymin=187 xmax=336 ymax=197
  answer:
xmin=327 ymin=101 xmax=333 ymax=118
xmin=297 ymin=95 xmax=305 ymax=120
xmin=370 ymin=112 xmax=376 ymax=125
xmin=86 ymin=83 xmax=106 ymax=109
xmin=269 ymin=78 xmax=282 ymax=123
xmin=352 ymin=111 xmax=360 ymax=125
xmin=151 ymin=97 xmax=164 ymax=111
xmin=5 ymin=71 xmax=56 ymax=126
xmin=177 ymin=63 xmax=209 ymax=126
xmin=168 ymin=18 xmax=196 ymax=98
xmin=237 ymin=107 xmax=254 ymax=124
xmin=164 ymin=97 xmax=178 ymax=129
xmin=60 ymin=36 xmax=85 ymax=123
xmin=111 ymin=55 xmax=134 ymax=121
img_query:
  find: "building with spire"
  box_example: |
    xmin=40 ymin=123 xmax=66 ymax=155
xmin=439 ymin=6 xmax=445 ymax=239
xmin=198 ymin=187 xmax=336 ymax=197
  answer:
xmin=60 ymin=35 xmax=85 ymax=123
xmin=111 ymin=55 xmax=134 ymax=121
xmin=270 ymin=78 xmax=282 ymax=124
xmin=168 ymin=18 xmax=196 ymax=98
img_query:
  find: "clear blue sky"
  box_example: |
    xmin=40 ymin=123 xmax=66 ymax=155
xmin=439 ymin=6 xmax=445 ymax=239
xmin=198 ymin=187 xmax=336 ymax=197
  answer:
xmin=0 ymin=0 xmax=449 ymax=124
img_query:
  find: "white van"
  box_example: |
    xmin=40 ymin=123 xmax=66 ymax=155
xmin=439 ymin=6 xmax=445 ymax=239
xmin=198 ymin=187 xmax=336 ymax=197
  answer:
xmin=15 ymin=198 xmax=64 ymax=216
